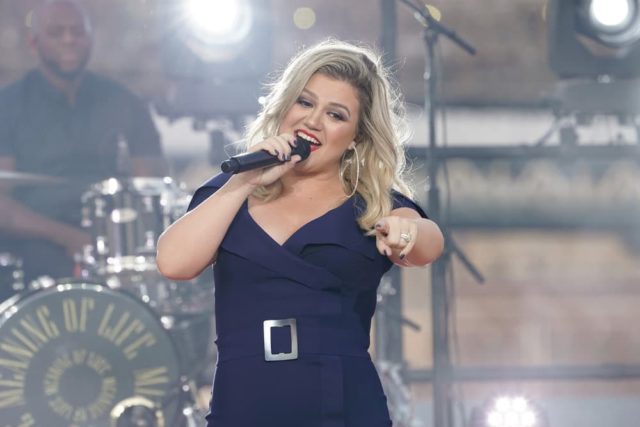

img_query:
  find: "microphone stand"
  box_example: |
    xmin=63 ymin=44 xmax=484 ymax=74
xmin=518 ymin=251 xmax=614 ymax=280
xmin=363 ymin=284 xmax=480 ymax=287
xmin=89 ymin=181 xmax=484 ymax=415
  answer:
xmin=397 ymin=2 xmax=477 ymax=427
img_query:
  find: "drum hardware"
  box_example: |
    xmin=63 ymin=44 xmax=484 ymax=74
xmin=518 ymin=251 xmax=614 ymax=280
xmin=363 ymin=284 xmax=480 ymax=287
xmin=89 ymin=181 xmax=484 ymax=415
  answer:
xmin=376 ymin=360 xmax=425 ymax=427
xmin=159 ymin=376 xmax=208 ymax=427
xmin=179 ymin=379 xmax=208 ymax=427
xmin=0 ymin=252 xmax=26 ymax=302
xmin=110 ymin=396 xmax=165 ymax=427
xmin=96 ymin=259 xmax=212 ymax=316
xmin=26 ymin=275 xmax=57 ymax=291
xmin=143 ymin=230 xmax=156 ymax=253
xmin=0 ymin=170 xmax=67 ymax=185
xmin=113 ymin=373 xmax=208 ymax=427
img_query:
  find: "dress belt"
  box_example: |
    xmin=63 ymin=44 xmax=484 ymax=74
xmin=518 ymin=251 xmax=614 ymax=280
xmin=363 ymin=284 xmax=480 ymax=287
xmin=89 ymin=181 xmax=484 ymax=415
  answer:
xmin=216 ymin=317 xmax=371 ymax=362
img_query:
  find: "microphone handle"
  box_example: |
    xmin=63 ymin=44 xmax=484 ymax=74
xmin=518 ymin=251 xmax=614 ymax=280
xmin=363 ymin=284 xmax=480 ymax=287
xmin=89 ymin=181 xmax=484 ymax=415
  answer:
xmin=220 ymin=137 xmax=310 ymax=174
xmin=221 ymin=152 xmax=278 ymax=174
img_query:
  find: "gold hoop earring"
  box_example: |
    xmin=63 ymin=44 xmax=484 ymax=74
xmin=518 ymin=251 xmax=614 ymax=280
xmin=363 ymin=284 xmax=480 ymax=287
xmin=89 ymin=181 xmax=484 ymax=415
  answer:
xmin=340 ymin=146 xmax=360 ymax=198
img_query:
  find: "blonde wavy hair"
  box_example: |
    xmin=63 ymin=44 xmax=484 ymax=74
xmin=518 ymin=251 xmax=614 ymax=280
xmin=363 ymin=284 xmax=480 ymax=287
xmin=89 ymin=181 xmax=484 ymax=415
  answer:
xmin=244 ymin=39 xmax=413 ymax=231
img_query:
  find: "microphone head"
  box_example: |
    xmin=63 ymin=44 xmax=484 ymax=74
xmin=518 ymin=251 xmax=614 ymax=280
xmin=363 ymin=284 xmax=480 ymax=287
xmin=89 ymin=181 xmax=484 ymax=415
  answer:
xmin=293 ymin=136 xmax=311 ymax=161
xmin=220 ymin=158 xmax=237 ymax=174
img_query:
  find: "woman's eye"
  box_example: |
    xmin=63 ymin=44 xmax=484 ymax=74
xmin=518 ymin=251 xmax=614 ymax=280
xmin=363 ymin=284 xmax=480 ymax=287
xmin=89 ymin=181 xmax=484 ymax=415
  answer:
xmin=329 ymin=112 xmax=345 ymax=121
xmin=297 ymin=98 xmax=312 ymax=107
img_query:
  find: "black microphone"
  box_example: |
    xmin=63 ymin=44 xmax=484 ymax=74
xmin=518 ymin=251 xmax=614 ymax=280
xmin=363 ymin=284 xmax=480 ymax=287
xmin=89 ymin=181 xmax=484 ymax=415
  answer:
xmin=220 ymin=137 xmax=311 ymax=174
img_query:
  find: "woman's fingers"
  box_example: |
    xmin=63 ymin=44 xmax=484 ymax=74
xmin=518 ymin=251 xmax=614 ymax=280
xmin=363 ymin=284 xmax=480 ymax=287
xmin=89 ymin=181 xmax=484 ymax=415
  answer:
xmin=374 ymin=216 xmax=418 ymax=259
xmin=251 ymin=134 xmax=297 ymax=161
xmin=398 ymin=221 xmax=418 ymax=260
xmin=375 ymin=234 xmax=392 ymax=256
xmin=374 ymin=219 xmax=390 ymax=236
xmin=374 ymin=218 xmax=394 ymax=256
xmin=273 ymin=135 xmax=291 ymax=161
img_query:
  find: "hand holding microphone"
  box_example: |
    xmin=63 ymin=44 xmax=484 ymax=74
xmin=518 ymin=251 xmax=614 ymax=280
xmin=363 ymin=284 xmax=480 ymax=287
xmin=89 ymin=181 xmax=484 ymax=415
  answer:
xmin=221 ymin=135 xmax=311 ymax=174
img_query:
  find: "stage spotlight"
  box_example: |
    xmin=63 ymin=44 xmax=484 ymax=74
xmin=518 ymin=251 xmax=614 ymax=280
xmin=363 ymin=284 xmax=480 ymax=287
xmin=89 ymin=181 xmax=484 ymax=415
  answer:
xmin=548 ymin=0 xmax=640 ymax=78
xmin=588 ymin=0 xmax=633 ymax=31
xmin=470 ymin=395 xmax=548 ymax=427
xmin=487 ymin=396 xmax=536 ymax=427
xmin=182 ymin=0 xmax=254 ymax=62
xmin=579 ymin=0 xmax=640 ymax=47
xmin=162 ymin=0 xmax=270 ymax=70
xmin=156 ymin=0 xmax=272 ymax=118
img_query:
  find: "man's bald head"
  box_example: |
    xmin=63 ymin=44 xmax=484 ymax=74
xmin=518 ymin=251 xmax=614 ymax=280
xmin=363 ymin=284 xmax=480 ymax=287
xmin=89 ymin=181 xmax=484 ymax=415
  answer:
xmin=29 ymin=0 xmax=93 ymax=81
xmin=31 ymin=0 xmax=92 ymax=36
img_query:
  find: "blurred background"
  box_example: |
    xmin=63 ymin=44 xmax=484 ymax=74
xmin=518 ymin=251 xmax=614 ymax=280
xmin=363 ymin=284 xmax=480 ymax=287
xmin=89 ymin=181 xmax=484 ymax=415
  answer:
xmin=1 ymin=1 xmax=640 ymax=426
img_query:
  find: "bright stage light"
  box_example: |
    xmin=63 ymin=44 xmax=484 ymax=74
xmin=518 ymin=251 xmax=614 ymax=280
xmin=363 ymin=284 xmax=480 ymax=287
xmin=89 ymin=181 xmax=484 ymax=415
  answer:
xmin=184 ymin=0 xmax=253 ymax=48
xmin=579 ymin=0 xmax=640 ymax=47
xmin=589 ymin=0 xmax=633 ymax=30
xmin=547 ymin=0 xmax=640 ymax=78
xmin=157 ymin=0 xmax=272 ymax=117
xmin=474 ymin=395 xmax=543 ymax=427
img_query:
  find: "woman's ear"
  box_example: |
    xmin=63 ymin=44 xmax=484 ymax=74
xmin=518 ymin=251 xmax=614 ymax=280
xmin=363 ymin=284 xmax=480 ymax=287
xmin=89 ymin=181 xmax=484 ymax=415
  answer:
xmin=349 ymin=141 xmax=356 ymax=150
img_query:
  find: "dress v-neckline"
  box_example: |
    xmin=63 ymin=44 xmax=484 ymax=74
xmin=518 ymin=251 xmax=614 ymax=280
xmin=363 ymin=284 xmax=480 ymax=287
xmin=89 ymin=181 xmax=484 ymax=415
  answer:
xmin=245 ymin=197 xmax=352 ymax=248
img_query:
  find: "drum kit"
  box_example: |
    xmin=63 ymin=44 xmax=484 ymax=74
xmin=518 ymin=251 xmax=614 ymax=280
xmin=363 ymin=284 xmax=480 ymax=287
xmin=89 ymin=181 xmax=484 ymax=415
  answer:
xmin=0 ymin=171 xmax=211 ymax=427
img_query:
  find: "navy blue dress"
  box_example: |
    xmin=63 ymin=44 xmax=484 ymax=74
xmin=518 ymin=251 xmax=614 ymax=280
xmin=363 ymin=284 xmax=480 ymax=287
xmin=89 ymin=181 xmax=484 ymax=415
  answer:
xmin=187 ymin=173 xmax=428 ymax=427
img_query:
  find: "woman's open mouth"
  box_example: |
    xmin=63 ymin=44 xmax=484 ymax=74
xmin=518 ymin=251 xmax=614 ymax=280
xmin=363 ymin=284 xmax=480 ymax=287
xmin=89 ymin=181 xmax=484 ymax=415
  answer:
xmin=295 ymin=130 xmax=321 ymax=152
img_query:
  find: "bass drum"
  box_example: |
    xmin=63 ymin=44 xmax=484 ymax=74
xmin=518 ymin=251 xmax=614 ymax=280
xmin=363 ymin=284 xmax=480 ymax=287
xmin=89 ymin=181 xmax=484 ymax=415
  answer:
xmin=0 ymin=282 xmax=182 ymax=427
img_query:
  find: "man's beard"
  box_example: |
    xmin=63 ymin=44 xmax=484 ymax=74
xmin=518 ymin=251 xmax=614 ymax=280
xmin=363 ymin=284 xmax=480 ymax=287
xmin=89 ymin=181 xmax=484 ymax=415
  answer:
xmin=40 ymin=52 xmax=89 ymax=81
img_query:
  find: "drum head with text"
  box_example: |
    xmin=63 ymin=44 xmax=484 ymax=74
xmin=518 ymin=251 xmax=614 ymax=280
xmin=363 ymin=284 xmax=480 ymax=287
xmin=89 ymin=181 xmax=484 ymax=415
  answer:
xmin=0 ymin=282 xmax=181 ymax=427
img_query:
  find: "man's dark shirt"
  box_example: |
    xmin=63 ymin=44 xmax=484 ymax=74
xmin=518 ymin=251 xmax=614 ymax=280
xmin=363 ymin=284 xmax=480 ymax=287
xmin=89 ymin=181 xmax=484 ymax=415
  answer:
xmin=0 ymin=69 xmax=163 ymax=225
xmin=0 ymin=70 xmax=164 ymax=281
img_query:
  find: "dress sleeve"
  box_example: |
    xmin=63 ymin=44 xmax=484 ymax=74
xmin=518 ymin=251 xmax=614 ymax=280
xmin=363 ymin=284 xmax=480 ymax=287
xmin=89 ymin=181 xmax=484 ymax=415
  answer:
xmin=187 ymin=172 xmax=232 ymax=212
xmin=391 ymin=190 xmax=429 ymax=219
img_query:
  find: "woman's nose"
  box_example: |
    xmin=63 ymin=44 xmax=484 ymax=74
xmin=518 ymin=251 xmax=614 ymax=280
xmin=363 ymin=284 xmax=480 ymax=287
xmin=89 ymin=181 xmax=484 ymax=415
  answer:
xmin=304 ymin=108 xmax=322 ymax=130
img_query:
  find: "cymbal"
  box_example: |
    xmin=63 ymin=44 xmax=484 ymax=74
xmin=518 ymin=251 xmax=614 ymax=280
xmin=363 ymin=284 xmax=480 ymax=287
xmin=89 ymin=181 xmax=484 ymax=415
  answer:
xmin=0 ymin=170 xmax=67 ymax=185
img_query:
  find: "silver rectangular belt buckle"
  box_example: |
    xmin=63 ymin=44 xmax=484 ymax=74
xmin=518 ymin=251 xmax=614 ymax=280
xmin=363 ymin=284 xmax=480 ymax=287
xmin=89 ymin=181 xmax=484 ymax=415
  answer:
xmin=263 ymin=318 xmax=298 ymax=361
